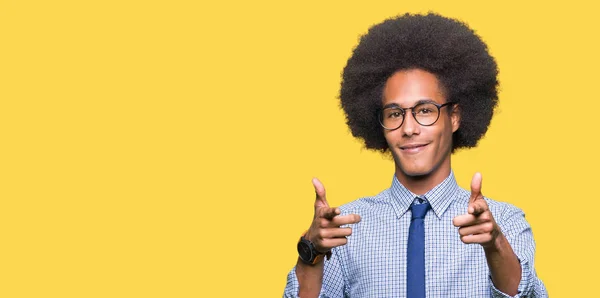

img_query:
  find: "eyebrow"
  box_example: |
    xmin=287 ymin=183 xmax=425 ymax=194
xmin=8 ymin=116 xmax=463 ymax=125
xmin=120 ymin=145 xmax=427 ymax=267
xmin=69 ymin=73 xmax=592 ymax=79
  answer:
xmin=382 ymin=98 xmax=437 ymax=109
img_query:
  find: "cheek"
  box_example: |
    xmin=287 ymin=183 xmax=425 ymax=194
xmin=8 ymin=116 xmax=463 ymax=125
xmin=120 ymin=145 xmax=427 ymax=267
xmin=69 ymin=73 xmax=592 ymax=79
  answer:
xmin=383 ymin=130 xmax=397 ymax=147
xmin=438 ymin=126 xmax=454 ymax=151
xmin=430 ymin=125 xmax=453 ymax=151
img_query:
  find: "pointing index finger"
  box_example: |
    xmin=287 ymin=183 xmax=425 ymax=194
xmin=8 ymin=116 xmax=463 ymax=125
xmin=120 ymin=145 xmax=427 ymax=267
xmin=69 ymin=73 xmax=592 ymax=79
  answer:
xmin=312 ymin=177 xmax=329 ymax=209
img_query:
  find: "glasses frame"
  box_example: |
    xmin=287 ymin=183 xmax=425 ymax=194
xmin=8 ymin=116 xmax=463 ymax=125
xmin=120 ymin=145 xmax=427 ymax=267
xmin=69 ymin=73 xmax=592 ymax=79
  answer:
xmin=379 ymin=101 xmax=456 ymax=130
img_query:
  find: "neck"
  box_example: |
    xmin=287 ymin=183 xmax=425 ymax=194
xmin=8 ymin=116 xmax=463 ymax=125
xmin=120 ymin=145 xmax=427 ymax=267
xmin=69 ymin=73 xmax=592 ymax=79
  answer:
xmin=395 ymin=157 xmax=452 ymax=196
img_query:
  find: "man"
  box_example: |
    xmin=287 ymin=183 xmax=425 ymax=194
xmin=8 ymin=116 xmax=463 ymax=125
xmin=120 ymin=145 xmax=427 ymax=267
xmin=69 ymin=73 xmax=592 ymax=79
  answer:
xmin=284 ymin=13 xmax=547 ymax=297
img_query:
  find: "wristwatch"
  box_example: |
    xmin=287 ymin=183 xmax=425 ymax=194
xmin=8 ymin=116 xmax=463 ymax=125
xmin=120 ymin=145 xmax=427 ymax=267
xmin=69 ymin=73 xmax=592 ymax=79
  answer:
xmin=297 ymin=234 xmax=332 ymax=265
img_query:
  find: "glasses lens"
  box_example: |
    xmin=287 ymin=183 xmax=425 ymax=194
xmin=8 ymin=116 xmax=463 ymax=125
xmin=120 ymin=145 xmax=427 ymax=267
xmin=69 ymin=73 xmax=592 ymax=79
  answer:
xmin=414 ymin=103 xmax=440 ymax=126
xmin=381 ymin=108 xmax=404 ymax=129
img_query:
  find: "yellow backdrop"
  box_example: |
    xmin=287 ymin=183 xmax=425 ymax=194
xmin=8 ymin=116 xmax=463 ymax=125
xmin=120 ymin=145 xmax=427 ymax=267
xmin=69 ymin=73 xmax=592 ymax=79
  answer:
xmin=2 ymin=0 xmax=598 ymax=297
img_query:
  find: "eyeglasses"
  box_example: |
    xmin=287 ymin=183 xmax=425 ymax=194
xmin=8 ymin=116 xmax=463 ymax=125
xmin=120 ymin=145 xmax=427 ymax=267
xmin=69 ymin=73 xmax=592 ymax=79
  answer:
xmin=379 ymin=101 xmax=456 ymax=130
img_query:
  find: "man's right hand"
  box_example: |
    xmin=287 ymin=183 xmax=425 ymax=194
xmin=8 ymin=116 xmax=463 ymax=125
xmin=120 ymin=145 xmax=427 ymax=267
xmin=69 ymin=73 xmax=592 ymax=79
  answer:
xmin=305 ymin=178 xmax=362 ymax=254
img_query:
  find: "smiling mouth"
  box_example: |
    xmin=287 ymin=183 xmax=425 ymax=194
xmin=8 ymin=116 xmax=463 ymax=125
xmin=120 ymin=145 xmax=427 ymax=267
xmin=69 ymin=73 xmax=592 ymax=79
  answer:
xmin=400 ymin=143 xmax=429 ymax=150
xmin=399 ymin=143 xmax=430 ymax=154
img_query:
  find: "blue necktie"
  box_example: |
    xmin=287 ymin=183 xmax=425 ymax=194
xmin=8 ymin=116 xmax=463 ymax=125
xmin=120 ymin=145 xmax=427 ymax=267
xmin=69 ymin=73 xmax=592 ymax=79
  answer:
xmin=407 ymin=200 xmax=430 ymax=298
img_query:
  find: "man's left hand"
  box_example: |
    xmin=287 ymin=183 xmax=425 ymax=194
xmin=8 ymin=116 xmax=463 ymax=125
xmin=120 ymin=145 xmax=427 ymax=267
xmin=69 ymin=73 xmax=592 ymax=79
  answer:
xmin=452 ymin=172 xmax=501 ymax=249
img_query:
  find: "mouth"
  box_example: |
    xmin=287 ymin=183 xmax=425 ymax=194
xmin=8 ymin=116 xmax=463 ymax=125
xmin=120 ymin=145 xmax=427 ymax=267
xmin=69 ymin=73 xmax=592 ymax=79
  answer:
xmin=399 ymin=143 xmax=429 ymax=153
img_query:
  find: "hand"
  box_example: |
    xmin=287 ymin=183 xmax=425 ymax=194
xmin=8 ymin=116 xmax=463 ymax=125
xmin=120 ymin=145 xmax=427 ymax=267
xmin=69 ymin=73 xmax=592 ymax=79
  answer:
xmin=452 ymin=173 xmax=501 ymax=249
xmin=305 ymin=178 xmax=361 ymax=253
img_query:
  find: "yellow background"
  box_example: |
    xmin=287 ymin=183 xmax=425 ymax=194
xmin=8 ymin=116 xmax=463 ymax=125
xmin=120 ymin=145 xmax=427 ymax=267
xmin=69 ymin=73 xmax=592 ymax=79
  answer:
xmin=1 ymin=0 xmax=598 ymax=297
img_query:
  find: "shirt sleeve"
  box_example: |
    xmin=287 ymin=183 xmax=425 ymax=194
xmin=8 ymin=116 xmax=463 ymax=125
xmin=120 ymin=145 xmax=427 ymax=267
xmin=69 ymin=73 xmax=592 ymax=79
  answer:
xmin=489 ymin=204 xmax=548 ymax=298
xmin=283 ymin=248 xmax=346 ymax=298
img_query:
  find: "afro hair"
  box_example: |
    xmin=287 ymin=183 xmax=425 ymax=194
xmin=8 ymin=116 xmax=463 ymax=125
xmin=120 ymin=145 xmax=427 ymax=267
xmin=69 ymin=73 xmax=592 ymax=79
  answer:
xmin=339 ymin=12 xmax=499 ymax=153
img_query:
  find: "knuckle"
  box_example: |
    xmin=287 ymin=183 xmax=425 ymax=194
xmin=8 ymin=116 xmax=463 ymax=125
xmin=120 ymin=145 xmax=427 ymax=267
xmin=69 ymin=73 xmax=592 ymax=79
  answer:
xmin=318 ymin=229 xmax=327 ymax=239
xmin=480 ymin=212 xmax=489 ymax=220
xmin=319 ymin=218 xmax=328 ymax=228
xmin=483 ymin=222 xmax=493 ymax=233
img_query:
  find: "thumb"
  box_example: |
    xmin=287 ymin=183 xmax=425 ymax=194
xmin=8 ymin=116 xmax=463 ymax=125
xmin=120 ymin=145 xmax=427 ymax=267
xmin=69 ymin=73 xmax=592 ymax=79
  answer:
xmin=469 ymin=172 xmax=483 ymax=211
xmin=312 ymin=177 xmax=329 ymax=210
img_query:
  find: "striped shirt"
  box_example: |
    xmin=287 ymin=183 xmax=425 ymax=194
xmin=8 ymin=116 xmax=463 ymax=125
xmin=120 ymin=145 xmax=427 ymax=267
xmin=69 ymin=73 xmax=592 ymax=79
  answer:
xmin=284 ymin=172 xmax=547 ymax=297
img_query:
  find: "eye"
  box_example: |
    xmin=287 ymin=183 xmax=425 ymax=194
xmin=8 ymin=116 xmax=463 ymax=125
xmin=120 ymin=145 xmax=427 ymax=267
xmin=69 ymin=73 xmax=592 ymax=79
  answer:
xmin=389 ymin=111 xmax=401 ymax=118
xmin=385 ymin=109 xmax=403 ymax=118
xmin=415 ymin=104 xmax=437 ymax=115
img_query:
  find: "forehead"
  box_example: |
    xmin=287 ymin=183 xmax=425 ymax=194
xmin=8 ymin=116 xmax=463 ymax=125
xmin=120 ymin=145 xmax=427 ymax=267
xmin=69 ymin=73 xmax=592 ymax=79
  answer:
xmin=382 ymin=69 xmax=446 ymax=106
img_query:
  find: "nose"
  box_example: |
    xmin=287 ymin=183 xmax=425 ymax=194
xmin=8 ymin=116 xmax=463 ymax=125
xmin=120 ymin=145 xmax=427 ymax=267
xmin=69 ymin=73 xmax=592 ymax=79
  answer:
xmin=401 ymin=112 xmax=420 ymax=137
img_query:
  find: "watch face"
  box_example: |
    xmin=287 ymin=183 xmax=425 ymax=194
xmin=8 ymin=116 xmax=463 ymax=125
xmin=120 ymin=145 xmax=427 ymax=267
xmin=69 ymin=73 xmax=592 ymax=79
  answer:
xmin=297 ymin=241 xmax=313 ymax=262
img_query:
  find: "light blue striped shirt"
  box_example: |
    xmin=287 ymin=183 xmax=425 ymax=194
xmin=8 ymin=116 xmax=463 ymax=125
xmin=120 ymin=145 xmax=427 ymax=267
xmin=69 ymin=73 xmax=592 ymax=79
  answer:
xmin=284 ymin=172 xmax=547 ymax=297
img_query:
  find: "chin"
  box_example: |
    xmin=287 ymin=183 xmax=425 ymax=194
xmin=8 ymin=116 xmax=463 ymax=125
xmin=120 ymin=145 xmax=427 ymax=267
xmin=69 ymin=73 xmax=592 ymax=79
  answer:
xmin=398 ymin=165 xmax=433 ymax=178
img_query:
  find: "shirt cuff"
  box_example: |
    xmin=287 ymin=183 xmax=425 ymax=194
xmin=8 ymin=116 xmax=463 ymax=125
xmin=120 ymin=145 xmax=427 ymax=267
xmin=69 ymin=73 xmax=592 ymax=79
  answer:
xmin=283 ymin=266 xmax=301 ymax=298
xmin=490 ymin=257 xmax=531 ymax=298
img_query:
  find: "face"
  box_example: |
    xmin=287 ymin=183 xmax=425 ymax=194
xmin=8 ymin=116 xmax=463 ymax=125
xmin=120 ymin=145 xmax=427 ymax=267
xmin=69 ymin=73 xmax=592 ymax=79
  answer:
xmin=382 ymin=69 xmax=460 ymax=182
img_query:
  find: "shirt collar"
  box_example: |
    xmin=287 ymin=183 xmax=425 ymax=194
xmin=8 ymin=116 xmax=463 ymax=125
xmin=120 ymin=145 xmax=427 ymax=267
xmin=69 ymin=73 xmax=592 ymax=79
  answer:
xmin=389 ymin=170 xmax=459 ymax=219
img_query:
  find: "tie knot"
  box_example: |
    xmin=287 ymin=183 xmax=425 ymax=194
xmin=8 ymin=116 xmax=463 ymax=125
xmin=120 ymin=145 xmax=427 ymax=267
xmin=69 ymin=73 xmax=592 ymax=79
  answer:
xmin=410 ymin=201 xmax=430 ymax=220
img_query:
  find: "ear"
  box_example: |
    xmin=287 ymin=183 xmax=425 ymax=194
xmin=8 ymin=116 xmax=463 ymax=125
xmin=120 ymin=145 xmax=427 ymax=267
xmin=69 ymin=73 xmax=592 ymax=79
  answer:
xmin=450 ymin=104 xmax=460 ymax=133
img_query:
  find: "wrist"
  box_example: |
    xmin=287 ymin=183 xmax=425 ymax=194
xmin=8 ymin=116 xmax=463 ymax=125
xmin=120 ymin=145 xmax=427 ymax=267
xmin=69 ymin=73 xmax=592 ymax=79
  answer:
xmin=483 ymin=230 xmax=505 ymax=253
xmin=297 ymin=231 xmax=332 ymax=265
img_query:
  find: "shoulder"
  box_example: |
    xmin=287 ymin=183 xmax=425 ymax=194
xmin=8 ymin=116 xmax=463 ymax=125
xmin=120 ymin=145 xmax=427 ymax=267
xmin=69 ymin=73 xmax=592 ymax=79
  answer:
xmin=486 ymin=196 xmax=527 ymax=223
